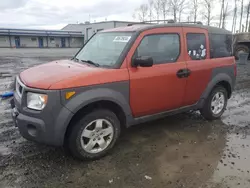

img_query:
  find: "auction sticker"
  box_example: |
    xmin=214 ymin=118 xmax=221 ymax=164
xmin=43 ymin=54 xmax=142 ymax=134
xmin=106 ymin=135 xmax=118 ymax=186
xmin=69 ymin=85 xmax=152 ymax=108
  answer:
xmin=113 ymin=36 xmax=131 ymax=42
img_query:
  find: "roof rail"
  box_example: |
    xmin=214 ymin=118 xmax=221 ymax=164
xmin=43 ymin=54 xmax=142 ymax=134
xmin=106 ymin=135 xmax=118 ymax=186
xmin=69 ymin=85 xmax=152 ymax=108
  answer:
xmin=178 ymin=21 xmax=203 ymax=25
xmin=127 ymin=20 xmax=203 ymax=26
xmin=127 ymin=19 xmax=175 ymax=26
xmin=143 ymin=19 xmax=175 ymax=23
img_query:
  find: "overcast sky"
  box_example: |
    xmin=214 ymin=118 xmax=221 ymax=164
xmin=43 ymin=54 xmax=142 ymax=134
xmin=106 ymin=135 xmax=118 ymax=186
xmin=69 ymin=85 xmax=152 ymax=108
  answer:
xmin=0 ymin=0 xmax=146 ymax=29
xmin=0 ymin=0 xmax=244 ymax=30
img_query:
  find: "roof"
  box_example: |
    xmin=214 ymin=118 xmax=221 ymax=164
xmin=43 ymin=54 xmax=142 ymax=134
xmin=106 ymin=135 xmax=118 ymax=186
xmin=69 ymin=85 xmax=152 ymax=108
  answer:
xmin=62 ymin=24 xmax=85 ymax=31
xmin=102 ymin=24 xmax=152 ymax=32
xmin=62 ymin=21 xmax=142 ymax=31
xmin=101 ymin=23 xmax=232 ymax=34
xmin=0 ymin=28 xmax=84 ymax=37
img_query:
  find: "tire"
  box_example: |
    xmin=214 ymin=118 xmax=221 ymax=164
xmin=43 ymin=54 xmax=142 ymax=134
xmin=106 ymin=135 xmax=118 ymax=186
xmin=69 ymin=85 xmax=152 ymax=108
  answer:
xmin=67 ymin=109 xmax=121 ymax=160
xmin=200 ymin=86 xmax=228 ymax=120
xmin=235 ymin=44 xmax=249 ymax=60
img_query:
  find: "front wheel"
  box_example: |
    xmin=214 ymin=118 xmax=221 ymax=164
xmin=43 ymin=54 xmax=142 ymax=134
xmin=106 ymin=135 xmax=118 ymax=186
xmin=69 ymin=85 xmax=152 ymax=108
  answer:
xmin=200 ymin=86 xmax=228 ymax=120
xmin=67 ymin=109 xmax=121 ymax=160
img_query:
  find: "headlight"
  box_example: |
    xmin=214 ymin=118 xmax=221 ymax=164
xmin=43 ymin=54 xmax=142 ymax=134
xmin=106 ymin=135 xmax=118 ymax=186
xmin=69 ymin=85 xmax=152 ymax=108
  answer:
xmin=27 ymin=92 xmax=48 ymax=110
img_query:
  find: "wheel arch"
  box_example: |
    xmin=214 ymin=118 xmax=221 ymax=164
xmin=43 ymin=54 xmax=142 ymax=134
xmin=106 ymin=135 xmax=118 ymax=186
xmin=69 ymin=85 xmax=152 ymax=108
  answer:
xmin=63 ymin=99 xmax=128 ymax=146
xmin=200 ymin=73 xmax=234 ymax=105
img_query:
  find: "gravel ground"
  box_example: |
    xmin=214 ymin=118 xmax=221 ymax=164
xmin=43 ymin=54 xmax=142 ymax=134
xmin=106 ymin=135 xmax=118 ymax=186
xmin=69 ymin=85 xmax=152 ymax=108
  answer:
xmin=0 ymin=49 xmax=250 ymax=188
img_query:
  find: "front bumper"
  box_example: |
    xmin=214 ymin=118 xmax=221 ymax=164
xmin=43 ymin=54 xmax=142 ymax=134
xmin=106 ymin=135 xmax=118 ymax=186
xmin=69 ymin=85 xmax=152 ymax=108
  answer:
xmin=11 ymin=104 xmax=46 ymax=143
xmin=11 ymin=77 xmax=74 ymax=146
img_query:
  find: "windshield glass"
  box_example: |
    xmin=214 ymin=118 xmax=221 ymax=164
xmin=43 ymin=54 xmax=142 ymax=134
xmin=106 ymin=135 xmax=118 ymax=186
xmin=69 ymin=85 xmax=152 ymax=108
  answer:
xmin=75 ymin=32 xmax=133 ymax=68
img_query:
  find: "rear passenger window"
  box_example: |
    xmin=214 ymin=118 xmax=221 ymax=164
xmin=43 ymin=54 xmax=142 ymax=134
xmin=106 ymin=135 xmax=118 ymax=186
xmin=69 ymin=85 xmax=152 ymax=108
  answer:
xmin=209 ymin=34 xmax=232 ymax=58
xmin=134 ymin=34 xmax=180 ymax=64
xmin=187 ymin=33 xmax=207 ymax=60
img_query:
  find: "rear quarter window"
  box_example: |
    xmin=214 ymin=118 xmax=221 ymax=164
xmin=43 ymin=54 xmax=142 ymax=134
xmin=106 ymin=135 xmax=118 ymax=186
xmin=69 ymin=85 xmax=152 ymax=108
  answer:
xmin=209 ymin=33 xmax=232 ymax=58
xmin=186 ymin=33 xmax=207 ymax=60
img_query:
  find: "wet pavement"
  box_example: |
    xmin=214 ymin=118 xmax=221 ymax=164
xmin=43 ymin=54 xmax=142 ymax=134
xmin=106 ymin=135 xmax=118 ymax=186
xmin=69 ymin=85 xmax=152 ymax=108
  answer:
xmin=0 ymin=50 xmax=250 ymax=188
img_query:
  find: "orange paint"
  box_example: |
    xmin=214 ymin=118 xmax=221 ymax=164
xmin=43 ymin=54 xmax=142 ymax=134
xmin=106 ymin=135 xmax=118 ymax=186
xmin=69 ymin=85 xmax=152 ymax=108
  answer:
xmin=126 ymin=27 xmax=188 ymax=117
xmin=20 ymin=60 xmax=129 ymax=89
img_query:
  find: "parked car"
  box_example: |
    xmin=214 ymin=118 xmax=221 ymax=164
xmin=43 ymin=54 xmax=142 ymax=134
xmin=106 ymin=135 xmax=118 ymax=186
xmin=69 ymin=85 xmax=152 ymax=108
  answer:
xmin=11 ymin=23 xmax=236 ymax=160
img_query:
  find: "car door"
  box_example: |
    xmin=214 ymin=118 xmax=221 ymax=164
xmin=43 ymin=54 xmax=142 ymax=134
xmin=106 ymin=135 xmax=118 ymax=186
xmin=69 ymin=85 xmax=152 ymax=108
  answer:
xmin=182 ymin=27 xmax=212 ymax=106
xmin=127 ymin=27 xmax=188 ymax=118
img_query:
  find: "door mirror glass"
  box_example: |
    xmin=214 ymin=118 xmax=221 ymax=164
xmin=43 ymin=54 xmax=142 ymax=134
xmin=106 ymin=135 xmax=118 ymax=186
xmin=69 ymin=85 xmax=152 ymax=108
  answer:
xmin=132 ymin=56 xmax=153 ymax=67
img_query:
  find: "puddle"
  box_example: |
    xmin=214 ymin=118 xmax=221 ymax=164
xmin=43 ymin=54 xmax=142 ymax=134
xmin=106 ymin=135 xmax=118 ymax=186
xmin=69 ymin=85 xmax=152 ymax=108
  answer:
xmin=207 ymin=90 xmax=250 ymax=187
xmin=209 ymin=133 xmax=250 ymax=188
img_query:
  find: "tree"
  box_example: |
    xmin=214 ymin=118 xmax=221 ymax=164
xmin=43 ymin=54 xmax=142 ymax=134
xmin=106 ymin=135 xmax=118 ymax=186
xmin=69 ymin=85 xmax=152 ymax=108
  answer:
xmin=221 ymin=2 xmax=230 ymax=29
xmin=148 ymin=0 xmax=154 ymax=21
xmin=232 ymin=0 xmax=238 ymax=32
xmin=202 ymin=0 xmax=215 ymax=25
xmin=219 ymin=0 xmax=225 ymax=28
xmin=178 ymin=0 xmax=187 ymax=22
xmin=154 ymin=0 xmax=161 ymax=21
xmin=169 ymin=0 xmax=187 ymax=22
xmin=192 ymin=0 xmax=199 ymax=22
xmin=239 ymin=0 xmax=244 ymax=32
xmin=245 ymin=1 xmax=250 ymax=32
xmin=160 ymin=0 xmax=168 ymax=22
xmin=133 ymin=4 xmax=149 ymax=22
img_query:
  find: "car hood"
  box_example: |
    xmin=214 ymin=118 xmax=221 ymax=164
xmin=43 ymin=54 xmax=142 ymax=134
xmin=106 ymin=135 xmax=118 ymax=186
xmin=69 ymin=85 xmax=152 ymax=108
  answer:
xmin=20 ymin=59 xmax=128 ymax=90
xmin=20 ymin=60 xmax=101 ymax=89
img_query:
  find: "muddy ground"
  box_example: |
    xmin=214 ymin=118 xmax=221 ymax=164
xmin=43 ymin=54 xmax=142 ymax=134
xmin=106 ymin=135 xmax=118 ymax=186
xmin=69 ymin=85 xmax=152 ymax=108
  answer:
xmin=0 ymin=49 xmax=250 ymax=188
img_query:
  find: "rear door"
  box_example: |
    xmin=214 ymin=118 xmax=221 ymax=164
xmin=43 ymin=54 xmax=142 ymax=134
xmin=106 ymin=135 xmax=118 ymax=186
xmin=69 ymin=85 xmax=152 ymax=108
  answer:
xmin=127 ymin=27 xmax=188 ymax=117
xmin=182 ymin=27 xmax=212 ymax=106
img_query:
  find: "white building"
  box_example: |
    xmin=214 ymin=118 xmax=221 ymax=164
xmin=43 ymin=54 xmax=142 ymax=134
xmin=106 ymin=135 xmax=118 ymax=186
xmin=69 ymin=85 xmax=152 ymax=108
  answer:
xmin=0 ymin=21 xmax=140 ymax=48
xmin=0 ymin=28 xmax=84 ymax=48
xmin=62 ymin=21 xmax=140 ymax=42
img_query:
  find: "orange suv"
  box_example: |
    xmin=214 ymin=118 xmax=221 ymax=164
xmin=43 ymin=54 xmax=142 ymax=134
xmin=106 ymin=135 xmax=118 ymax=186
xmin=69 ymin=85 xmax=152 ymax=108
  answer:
xmin=11 ymin=23 xmax=236 ymax=160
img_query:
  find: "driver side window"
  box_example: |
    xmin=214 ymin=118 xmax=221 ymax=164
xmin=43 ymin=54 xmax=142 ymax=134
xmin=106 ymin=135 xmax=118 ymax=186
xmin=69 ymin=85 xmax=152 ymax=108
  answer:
xmin=134 ymin=33 xmax=180 ymax=65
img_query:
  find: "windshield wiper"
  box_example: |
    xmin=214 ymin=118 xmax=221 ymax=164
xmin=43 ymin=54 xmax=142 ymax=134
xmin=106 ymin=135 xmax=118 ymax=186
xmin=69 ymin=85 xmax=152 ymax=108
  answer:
xmin=81 ymin=60 xmax=100 ymax=67
xmin=72 ymin=57 xmax=79 ymax=62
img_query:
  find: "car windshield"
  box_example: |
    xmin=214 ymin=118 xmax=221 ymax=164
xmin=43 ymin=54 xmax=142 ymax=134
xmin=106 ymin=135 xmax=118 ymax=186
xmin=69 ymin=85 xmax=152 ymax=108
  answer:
xmin=75 ymin=32 xmax=133 ymax=68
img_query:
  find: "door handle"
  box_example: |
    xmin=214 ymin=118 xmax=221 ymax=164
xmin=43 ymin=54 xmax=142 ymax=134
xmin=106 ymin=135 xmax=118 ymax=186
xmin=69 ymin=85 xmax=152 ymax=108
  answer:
xmin=185 ymin=69 xmax=191 ymax=77
xmin=176 ymin=69 xmax=186 ymax=78
xmin=176 ymin=69 xmax=191 ymax=78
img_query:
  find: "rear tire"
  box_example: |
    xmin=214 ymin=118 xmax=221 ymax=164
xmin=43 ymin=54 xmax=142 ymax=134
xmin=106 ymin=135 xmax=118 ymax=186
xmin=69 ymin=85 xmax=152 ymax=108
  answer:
xmin=200 ymin=86 xmax=228 ymax=120
xmin=67 ymin=109 xmax=121 ymax=160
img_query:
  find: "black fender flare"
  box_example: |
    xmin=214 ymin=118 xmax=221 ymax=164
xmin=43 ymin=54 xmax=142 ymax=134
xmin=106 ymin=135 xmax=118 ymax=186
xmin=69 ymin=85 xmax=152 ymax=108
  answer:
xmin=64 ymin=88 xmax=132 ymax=116
xmin=199 ymin=73 xmax=233 ymax=107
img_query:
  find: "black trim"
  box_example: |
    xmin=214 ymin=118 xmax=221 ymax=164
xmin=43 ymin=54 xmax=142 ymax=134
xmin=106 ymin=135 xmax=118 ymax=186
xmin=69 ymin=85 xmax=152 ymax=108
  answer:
xmin=127 ymin=103 xmax=198 ymax=126
xmin=131 ymin=33 xmax=181 ymax=65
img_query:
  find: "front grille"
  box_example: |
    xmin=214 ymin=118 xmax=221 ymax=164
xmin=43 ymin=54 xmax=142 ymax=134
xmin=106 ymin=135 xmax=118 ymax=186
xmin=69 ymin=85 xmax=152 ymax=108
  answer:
xmin=16 ymin=77 xmax=24 ymax=98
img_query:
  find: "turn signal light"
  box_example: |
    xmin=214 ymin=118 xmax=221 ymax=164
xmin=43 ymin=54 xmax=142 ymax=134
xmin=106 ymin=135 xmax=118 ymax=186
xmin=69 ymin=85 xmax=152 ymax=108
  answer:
xmin=65 ymin=91 xmax=76 ymax=100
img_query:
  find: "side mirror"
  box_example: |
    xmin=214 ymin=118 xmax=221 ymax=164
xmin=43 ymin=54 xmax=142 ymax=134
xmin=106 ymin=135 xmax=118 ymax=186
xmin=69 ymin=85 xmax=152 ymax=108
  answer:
xmin=132 ymin=56 xmax=153 ymax=67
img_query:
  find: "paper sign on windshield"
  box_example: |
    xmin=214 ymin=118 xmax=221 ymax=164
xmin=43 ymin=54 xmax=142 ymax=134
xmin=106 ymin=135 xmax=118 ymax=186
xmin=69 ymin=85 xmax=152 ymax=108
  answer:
xmin=113 ymin=36 xmax=131 ymax=42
